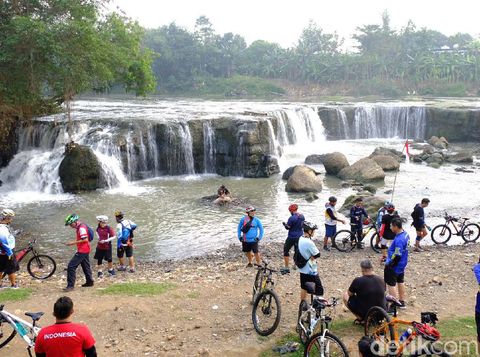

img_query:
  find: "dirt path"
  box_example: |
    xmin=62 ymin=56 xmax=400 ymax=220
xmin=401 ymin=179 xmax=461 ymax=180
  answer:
xmin=3 ymin=243 xmax=478 ymax=356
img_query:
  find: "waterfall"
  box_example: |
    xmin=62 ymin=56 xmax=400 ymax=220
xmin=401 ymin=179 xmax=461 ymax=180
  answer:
xmin=180 ymin=123 xmax=195 ymax=175
xmin=203 ymin=121 xmax=216 ymax=173
xmin=336 ymin=108 xmax=350 ymax=139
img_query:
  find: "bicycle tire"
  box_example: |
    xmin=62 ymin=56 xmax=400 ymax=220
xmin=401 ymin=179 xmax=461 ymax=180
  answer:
xmin=0 ymin=320 xmax=16 ymax=349
xmin=252 ymin=269 xmax=263 ymax=303
xmin=410 ymin=346 xmax=452 ymax=356
xmin=365 ymin=306 xmax=395 ymax=355
xmin=252 ymin=289 xmax=281 ymax=336
xmin=431 ymin=225 xmax=451 ymax=244
xmin=332 ymin=230 xmax=355 ymax=252
xmin=370 ymin=232 xmax=381 ymax=253
xmin=461 ymin=223 xmax=480 ymax=243
xmin=304 ymin=331 xmax=349 ymax=357
xmin=297 ymin=300 xmax=310 ymax=344
xmin=27 ymin=254 xmax=56 ymax=280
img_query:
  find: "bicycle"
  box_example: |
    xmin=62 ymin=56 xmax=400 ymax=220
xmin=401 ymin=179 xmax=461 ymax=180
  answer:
xmin=332 ymin=221 xmax=379 ymax=253
xmin=251 ymin=260 xmax=284 ymax=336
xmin=431 ymin=211 xmax=480 ymax=244
xmin=1 ymin=238 xmax=56 ymax=281
xmin=0 ymin=304 xmax=43 ymax=356
xmin=364 ymin=296 xmax=451 ymax=356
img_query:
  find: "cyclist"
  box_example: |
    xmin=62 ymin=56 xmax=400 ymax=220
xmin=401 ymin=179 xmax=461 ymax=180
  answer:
xmin=350 ymin=197 xmax=371 ymax=249
xmin=64 ymin=214 xmax=94 ymax=292
xmin=323 ymin=196 xmax=346 ymax=251
xmin=343 ymin=259 xmax=386 ymax=324
xmin=473 ymin=256 xmax=480 ymax=343
xmin=298 ymin=221 xmax=323 ymax=303
xmin=237 ymin=206 xmax=264 ymax=267
xmin=115 ymin=210 xmax=137 ymax=273
xmin=411 ymin=198 xmax=430 ymax=252
xmin=384 ymin=218 xmax=410 ymax=310
xmin=0 ymin=208 xmax=19 ymax=288
xmin=34 ymin=296 xmax=97 ymax=357
xmin=373 ymin=200 xmax=391 ymax=250
xmin=378 ymin=203 xmax=399 ymax=262
xmin=94 ymin=215 xmax=116 ymax=278
xmin=282 ymin=204 xmax=305 ymax=273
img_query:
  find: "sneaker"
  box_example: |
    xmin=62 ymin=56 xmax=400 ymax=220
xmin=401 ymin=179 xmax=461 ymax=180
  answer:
xmin=117 ymin=266 xmax=127 ymax=271
xmin=63 ymin=286 xmax=74 ymax=292
xmin=81 ymin=281 xmax=94 ymax=287
xmin=323 ymin=246 xmax=331 ymax=252
xmin=399 ymin=300 xmax=407 ymax=309
xmin=128 ymin=268 xmax=135 ymax=273
xmin=97 ymin=271 xmax=104 ymax=278
xmin=374 ymin=244 xmax=381 ymax=250
xmin=280 ymin=267 xmax=290 ymax=275
xmin=246 ymin=263 xmax=253 ymax=268
xmin=108 ymin=269 xmax=116 ymax=276
xmin=413 ymin=246 xmax=422 ymax=252
xmin=9 ymin=284 xmax=19 ymax=289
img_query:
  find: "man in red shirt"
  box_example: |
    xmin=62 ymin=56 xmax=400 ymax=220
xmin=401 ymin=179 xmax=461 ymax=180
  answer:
xmin=63 ymin=214 xmax=94 ymax=292
xmin=35 ymin=296 xmax=96 ymax=357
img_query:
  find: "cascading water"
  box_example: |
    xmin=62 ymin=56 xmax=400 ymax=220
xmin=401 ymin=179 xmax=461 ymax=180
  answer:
xmin=336 ymin=108 xmax=350 ymax=139
xmin=203 ymin=121 xmax=216 ymax=173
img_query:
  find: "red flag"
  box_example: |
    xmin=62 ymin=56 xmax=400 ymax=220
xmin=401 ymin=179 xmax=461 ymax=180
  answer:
xmin=405 ymin=140 xmax=410 ymax=164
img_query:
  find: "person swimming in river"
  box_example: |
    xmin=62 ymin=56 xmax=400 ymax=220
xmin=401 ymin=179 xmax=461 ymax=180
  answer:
xmin=214 ymin=185 xmax=232 ymax=205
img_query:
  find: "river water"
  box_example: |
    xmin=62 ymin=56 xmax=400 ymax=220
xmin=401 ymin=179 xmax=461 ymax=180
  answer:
xmin=0 ymin=99 xmax=479 ymax=261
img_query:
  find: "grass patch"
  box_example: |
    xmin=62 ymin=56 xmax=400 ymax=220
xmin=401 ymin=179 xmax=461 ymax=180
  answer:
xmin=99 ymin=282 xmax=175 ymax=296
xmin=187 ymin=291 xmax=200 ymax=299
xmin=0 ymin=288 xmax=32 ymax=302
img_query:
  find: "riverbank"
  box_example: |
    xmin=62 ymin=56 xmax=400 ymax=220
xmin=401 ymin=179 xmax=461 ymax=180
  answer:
xmin=1 ymin=241 xmax=478 ymax=356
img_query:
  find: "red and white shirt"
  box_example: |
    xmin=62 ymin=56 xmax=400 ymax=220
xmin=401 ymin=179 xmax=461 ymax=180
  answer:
xmin=76 ymin=224 xmax=90 ymax=254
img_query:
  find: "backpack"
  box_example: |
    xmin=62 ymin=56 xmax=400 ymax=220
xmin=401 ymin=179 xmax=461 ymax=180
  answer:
xmin=121 ymin=221 xmax=136 ymax=239
xmin=86 ymin=225 xmax=95 ymax=242
xmin=293 ymin=242 xmax=309 ymax=269
xmin=241 ymin=217 xmax=254 ymax=234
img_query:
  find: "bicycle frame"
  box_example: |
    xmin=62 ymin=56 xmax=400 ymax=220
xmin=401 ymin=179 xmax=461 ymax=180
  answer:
xmin=298 ymin=297 xmax=335 ymax=339
xmin=0 ymin=309 xmax=40 ymax=348
xmin=444 ymin=217 xmax=467 ymax=235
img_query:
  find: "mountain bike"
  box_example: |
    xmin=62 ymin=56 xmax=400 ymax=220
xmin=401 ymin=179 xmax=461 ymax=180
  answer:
xmin=251 ymin=260 xmax=284 ymax=336
xmin=431 ymin=211 xmax=480 ymax=244
xmin=365 ymin=296 xmax=451 ymax=356
xmin=0 ymin=304 xmax=43 ymax=356
xmin=332 ymin=221 xmax=379 ymax=253
xmin=1 ymin=238 xmax=56 ymax=281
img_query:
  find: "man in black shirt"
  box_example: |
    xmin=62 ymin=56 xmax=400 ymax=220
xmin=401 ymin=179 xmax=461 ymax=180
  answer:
xmin=343 ymin=260 xmax=386 ymax=323
xmin=379 ymin=203 xmax=399 ymax=262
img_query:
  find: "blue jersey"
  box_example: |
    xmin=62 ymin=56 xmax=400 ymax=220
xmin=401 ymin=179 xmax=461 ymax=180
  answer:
xmin=237 ymin=216 xmax=264 ymax=243
xmin=350 ymin=205 xmax=368 ymax=225
xmin=116 ymin=219 xmax=137 ymax=248
xmin=474 ymin=264 xmax=480 ymax=313
xmin=0 ymin=224 xmax=15 ymax=256
xmin=386 ymin=231 xmax=410 ymax=274
xmin=286 ymin=213 xmax=305 ymax=239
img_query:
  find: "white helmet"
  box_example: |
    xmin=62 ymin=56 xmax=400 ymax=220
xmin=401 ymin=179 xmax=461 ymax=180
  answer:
xmin=96 ymin=215 xmax=108 ymax=223
xmin=1 ymin=209 xmax=15 ymax=220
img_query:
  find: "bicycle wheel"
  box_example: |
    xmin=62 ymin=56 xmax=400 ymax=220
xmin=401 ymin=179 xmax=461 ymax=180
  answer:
xmin=27 ymin=254 xmax=56 ymax=279
xmin=332 ymin=230 xmax=355 ymax=252
xmin=365 ymin=306 xmax=395 ymax=356
xmin=252 ymin=269 xmax=263 ymax=303
xmin=430 ymin=225 xmax=451 ymax=244
xmin=304 ymin=331 xmax=349 ymax=357
xmin=410 ymin=345 xmax=451 ymax=356
xmin=252 ymin=289 xmax=281 ymax=336
xmin=461 ymin=223 xmax=480 ymax=243
xmin=0 ymin=320 xmax=16 ymax=349
xmin=297 ymin=300 xmax=310 ymax=344
xmin=370 ymin=232 xmax=381 ymax=253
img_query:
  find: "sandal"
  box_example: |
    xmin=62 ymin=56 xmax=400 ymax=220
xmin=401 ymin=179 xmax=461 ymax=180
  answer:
xmin=354 ymin=318 xmax=365 ymax=326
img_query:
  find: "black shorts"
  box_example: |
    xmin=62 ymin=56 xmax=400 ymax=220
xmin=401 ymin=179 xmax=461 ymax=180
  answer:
xmin=476 ymin=312 xmax=480 ymax=343
xmin=347 ymin=297 xmax=366 ymax=319
xmin=94 ymin=248 xmax=112 ymax=263
xmin=242 ymin=241 xmax=259 ymax=253
xmin=300 ymin=273 xmax=324 ymax=296
xmin=117 ymin=245 xmax=133 ymax=258
xmin=283 ymin=238 xmax=299 ymax=257
xmin=413 ymin=222 xmax=425 ymax=231
xmin=384 ymin=265 xmax=405 ymax=286
xmin=0 ymin=254 xmax=19 ymax=275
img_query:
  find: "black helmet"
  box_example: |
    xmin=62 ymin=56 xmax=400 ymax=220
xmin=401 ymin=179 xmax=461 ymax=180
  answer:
xmin=303 ymin=221 xmax=318 ymax=232
xmin=328 ymin=196 xmax=337 ymax=202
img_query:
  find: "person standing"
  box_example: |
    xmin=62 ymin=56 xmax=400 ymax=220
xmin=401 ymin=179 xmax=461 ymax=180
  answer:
xmin=94 ymin=215 xmax=116 ymax=278
xmin=373 ymin=200 xmax=391 ymax=250
xmin=282 ymin=204 xmax=305 ymax=273
xmin=115 ymin=210 xmax=137 ymax=273
xmin=237 ymin=206 xmax=264 ymax=267
xmin=0 ymin=209 xmax=19 ymax=288
xmin=64 ymin=214 xmax=94 ymax=292
xmin=323 ymin=196 xmax=346 ymax=251
xmin=34 ymin=296 xmax=97 ymax=357
xmin=350 ymin=197 xmax=371 ymax=249
xmin=473 ymin=257 xmax=480 ymax=344
xmin=411 ymin=198 xmax=430 ymax=252
xmin=378 ymin=203 xmax=400 ymax=262
xmin=384 ymin=218 xmax=410 ymax=310
xmin=297 ymin=221 xmax=323 ymax=302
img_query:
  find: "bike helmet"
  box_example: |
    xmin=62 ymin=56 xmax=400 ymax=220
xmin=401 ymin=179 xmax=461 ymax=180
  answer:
xmin=413 ymin=322 xmax=441 ymax=342
xmin=96 ymin=215 xmax=108 ymax=223
xmin=384 ymin=200 xmax=391 ymax=207
xmin=114 ymin=210 xmax=124 ymax=218
xmin=303 ymin=221 xmax=318 ymax=232
xmin=245 ymin=206 xmax=256 ymax=213
xmin=0 ymin=208 xmax=15 ymax=219
xmin=386 ymin=203 xmax=395 ymax=212
xmin=328 ymin=196 xmax=337 ymax=203
xmin=288 ymin=204 xmax=298 ymax=212
xmin=65 ymin=213 xmax=79 ymax=226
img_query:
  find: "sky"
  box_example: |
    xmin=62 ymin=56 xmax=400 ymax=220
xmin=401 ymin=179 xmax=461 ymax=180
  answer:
xmin=112 ymin=0 xmax=480 ymax=48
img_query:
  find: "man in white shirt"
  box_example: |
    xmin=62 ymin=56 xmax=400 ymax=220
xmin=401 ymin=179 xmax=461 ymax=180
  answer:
xmin=297 ymin=221 xmax=323 ymax=302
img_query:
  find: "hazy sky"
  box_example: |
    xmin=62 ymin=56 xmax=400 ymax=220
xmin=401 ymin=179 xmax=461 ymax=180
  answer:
xmin=113 ymin=0 xmax=480 ymax=48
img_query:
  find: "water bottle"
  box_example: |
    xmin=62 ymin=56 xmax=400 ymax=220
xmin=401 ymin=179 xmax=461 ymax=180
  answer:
xmin=15 ymin=321 xmax=28 ymax=337
xmin=427 ymin=225 xmax=432 ymax=232
xmin=399 ymin=328 xmax=413 ymax=343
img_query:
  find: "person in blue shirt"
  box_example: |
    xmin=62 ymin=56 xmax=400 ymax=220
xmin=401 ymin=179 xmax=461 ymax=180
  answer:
xmin=473 ymin=257 xmax=480 ymax=343
xmin=115 ymin=210 xmax=137 ymax=273
xmin=411 ymin=198 xmax=430 ymax=252
xmin=350 ymin=197 xmax=371 ymax=249
xmin=0 ymin=209 xmax=19 ymax=288
xmin=297 ymin=221 xmax=323 ymax=302
xmin=384 ymin=218 xmax=410 ymax=310
xmin=323 ymin=196 xmax=346 ymax=252
xmin=237 ymin=206 xmax=264 ymax=267
xmin=282 ymin=204 xmax=305 ymax=273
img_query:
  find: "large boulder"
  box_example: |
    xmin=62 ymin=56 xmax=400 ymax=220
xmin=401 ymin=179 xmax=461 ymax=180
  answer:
xmin=59 ymin=145 xmax=106 ymax=192
xmin=445 ymin=150 xmax=474 ymax=163
xmin=305 ymin=154 xmax=326 ymax=165
xmin=428 ymin=136 xmax=448 ymax=150
xmin=338 ymin=158 xmax=385 ymax=183
xmin=369 ymin=147 xmax=404 ymax=162
xmin=285 ymin=165 xmax=323 ymax=193
xmin=282 ymin=166 xmax=296 ymax=180
xmin=371 ymin=155 xmax=400 ymax=171
xmin=339 ymin=193 xmax=385 ymax=217
xmin=322 ymin=152 xmax=350 ymax=175
xmin=425 ymin=152 xmax=444 ymax=165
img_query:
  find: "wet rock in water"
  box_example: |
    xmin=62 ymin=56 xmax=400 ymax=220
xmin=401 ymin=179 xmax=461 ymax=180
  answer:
xmin=305 ymin=154 xmax=326 ymax=165
xmin=428 ymin=136 xmax=449 ymax=149
xmin=338 ymin=158 xmax=385 ymax=183
xmin=305 ymin=192 xmax=319 ymax=202
xmin=285 ymin=165 xmax=322 ymax=193
xmin=371 ymin=155 xmax=400 ymax=171
xmin=428 ymin=162 xmax=441 ymax=169
xmin=369 ymin=147 xmax=404 ymax=162
xmin=384 ymin=189 xmax=393 ymax=194
xmin=339 ymin=193 xmax=385 ymax=217
xmin=444 ymin=150 xmax=474 ymax=163
xmin=454 ymin=167 xmax=474 ymax=173
xmin=322 ymin=152 xmax=349 ymax=175
xmin=362 ymin=184 xmax=377 ymax=194
xmin=426 ymin=152 xmax=444 ymax=165
xmin=422 ymin=145 xmax=436 ymax=155
xmin=282 ymin=166 xmax=297 ymax=180
xmin=341 ymin=180 xmax=363 ymax=188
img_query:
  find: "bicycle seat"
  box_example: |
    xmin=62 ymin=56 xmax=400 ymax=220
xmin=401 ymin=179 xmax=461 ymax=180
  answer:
xmin=312 ymin=298 xmax=328 ymax=310
xmin=25 ymin=312 xmax=44 ymax=321
xmin=462 ymin=217 xmax=469 ymax=220
xmin=386 ymin=295 xmax=402 ymax=307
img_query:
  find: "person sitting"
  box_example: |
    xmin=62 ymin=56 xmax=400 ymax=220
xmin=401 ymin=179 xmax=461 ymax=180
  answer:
xmin=214 ymin=185 xmax=232 ymax=204
xmin=343 ymin=259 xmax=386 ymax=324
